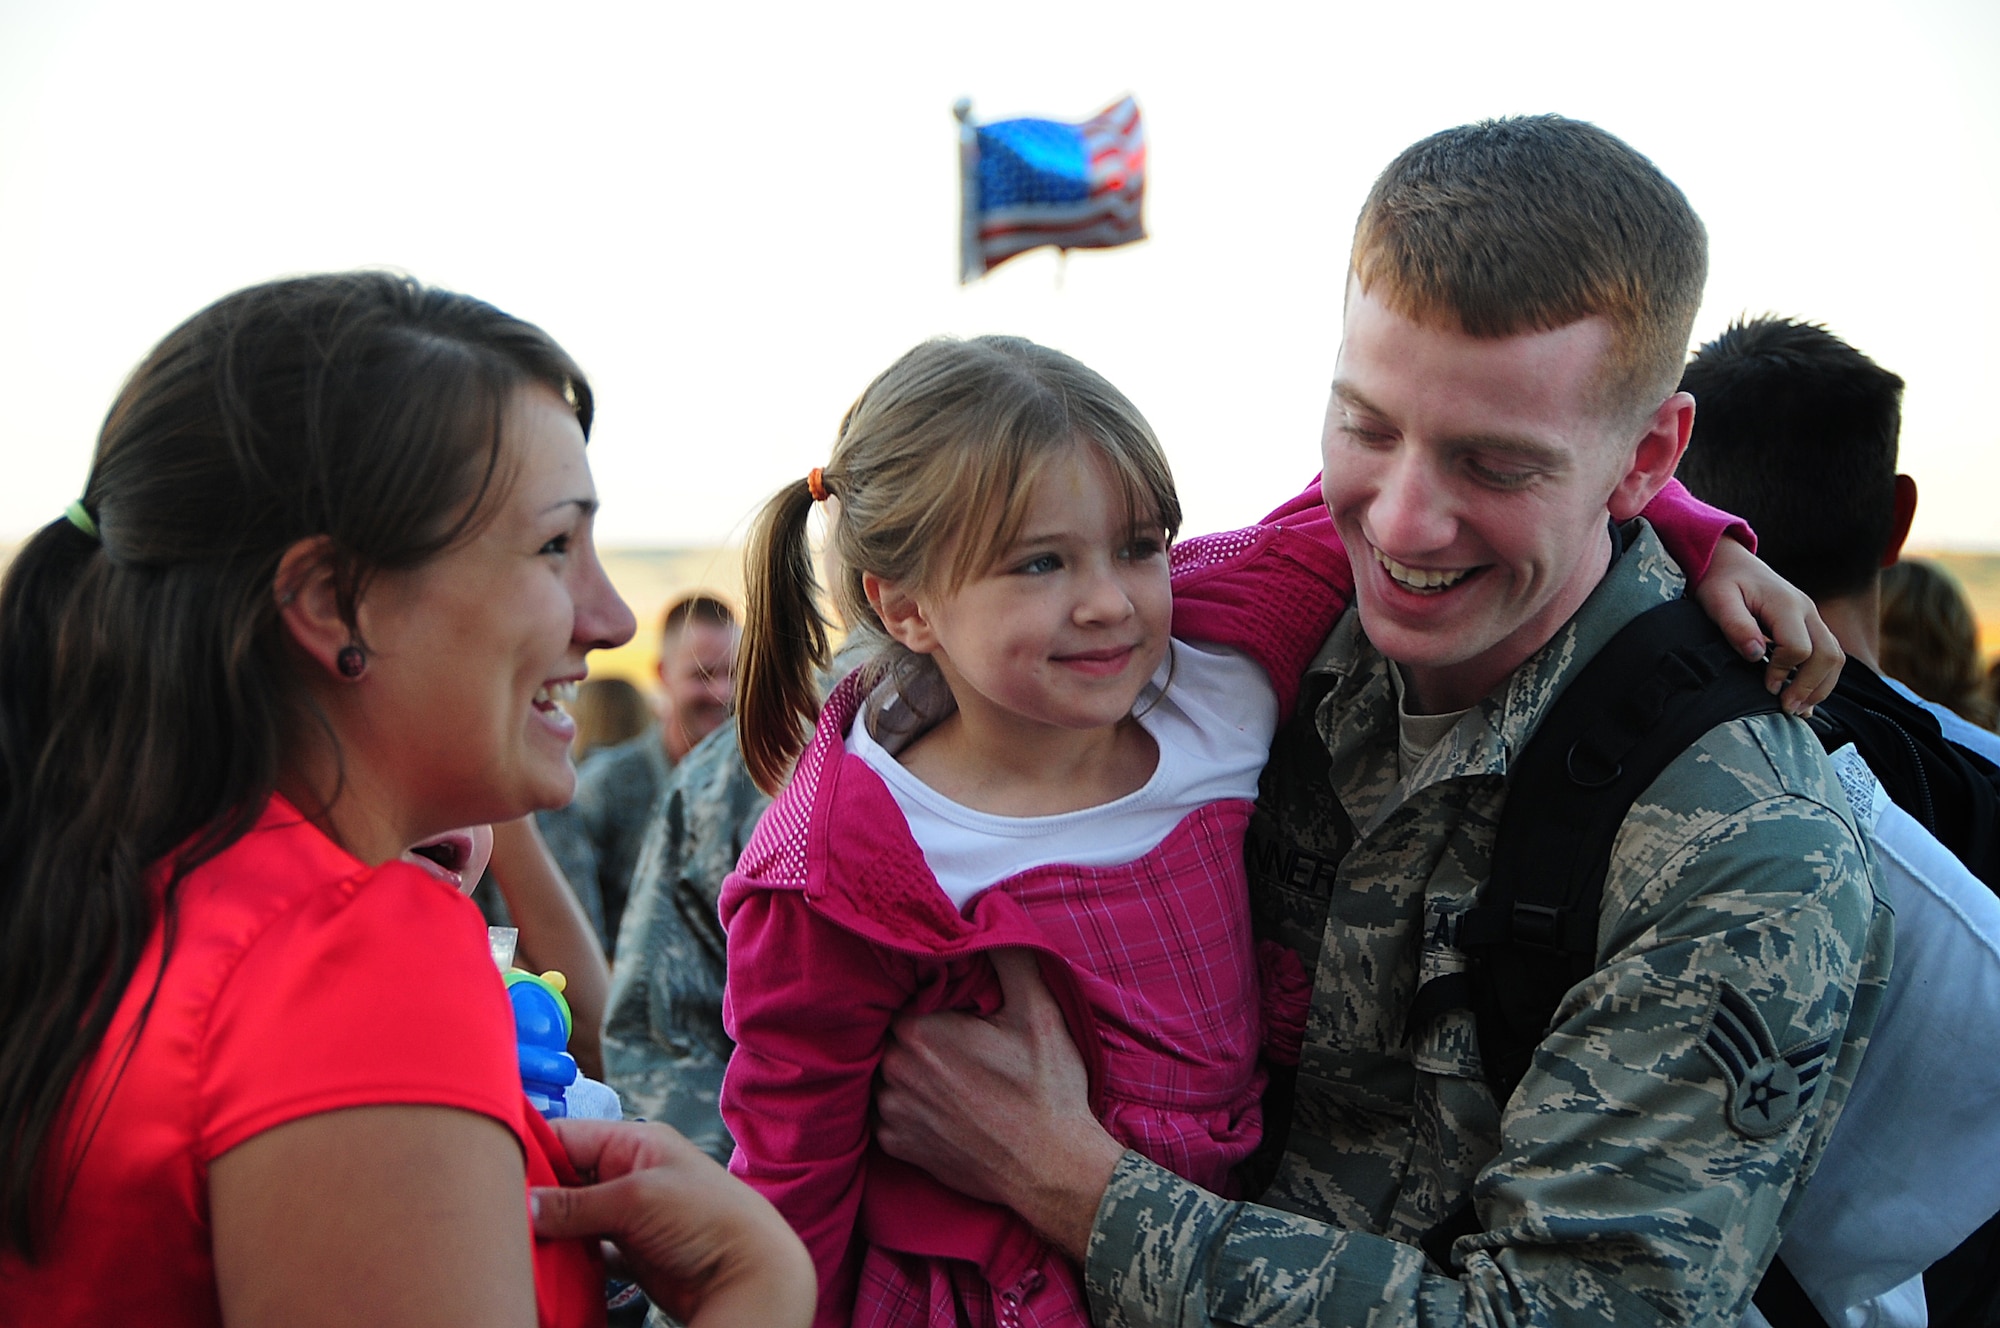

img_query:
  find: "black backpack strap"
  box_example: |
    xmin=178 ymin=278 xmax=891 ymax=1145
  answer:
xmin=1453 ymin=596 xmax=1784 ymax=1100
xmin=1409 ymin=596 xmax=1784 ymax=1274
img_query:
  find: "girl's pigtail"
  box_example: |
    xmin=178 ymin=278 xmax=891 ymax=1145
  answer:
xmin=739 ymin=477 xmax=832 ymax=794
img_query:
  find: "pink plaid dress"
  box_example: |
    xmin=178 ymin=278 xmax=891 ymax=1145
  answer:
xmin=720 ymin=510 xmax=1353 ymax=1328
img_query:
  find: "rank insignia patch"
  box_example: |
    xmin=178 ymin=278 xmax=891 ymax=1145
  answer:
xmin=1700 ymin=983 xmax=1829 ymax=1138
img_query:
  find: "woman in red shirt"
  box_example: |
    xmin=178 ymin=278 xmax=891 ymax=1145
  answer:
xmin=0 ymin=273 xmax=811 ymax=1327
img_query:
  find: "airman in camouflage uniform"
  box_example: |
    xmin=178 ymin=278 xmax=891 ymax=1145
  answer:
xmin=602 ymin=720 xmax=771 ymax=1163
xmin=869 ymin=114 xmax=1891 ymax=1328
xmin=1082 ymin=522 xmax=1890 ymax=1328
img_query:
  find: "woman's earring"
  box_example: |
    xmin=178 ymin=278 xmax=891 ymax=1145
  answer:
xmin=336 ymin=645 xmax=367 ymax=679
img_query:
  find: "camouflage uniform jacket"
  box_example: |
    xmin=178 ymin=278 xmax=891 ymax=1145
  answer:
xmin=539 ymin=728 xmax=674 ymax=953
xmin=601 ymin=721 xmax=770 ymax=1161
xmin=1083 ymin=521 xmax=1893 ymax=1328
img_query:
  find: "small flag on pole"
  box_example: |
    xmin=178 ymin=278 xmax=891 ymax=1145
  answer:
xmin=956 ymin=96 xmax=1146 ymax=283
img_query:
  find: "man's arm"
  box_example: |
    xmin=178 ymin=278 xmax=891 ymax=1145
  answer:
xmin=879 ymin=724 xmax=1888 ymax=1328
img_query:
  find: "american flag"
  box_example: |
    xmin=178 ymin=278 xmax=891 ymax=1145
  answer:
xmin=956 ymin=96 xmax=1146 ymax=282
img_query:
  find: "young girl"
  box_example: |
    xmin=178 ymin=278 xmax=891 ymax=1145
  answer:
xmin=719 ymin=335 xmax=1781 ymax=1328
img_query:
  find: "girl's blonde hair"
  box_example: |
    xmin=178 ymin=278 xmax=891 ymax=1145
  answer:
xmin=739 ymin=335 xmax=1181 ymax=793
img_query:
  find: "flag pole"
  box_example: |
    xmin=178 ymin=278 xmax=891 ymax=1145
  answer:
xmin=954 ymin=99 xmax=980 ymax=285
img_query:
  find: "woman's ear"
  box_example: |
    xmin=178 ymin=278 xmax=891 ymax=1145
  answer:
xmin=275 ymin=536 xmax=353 ymax=680
xmin=863 ymin=571 xmax=940 ymax=655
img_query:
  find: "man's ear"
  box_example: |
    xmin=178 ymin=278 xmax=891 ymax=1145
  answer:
xmin=1607 ymin=391 xmax=1695 ymax=521
xmin=1882 ymin=474 xmax=1919 ymax=567
xmin=863 ymin=571 xmax=940 ymax=655
xmin=275 ymin=536 xmax=354 ymax=681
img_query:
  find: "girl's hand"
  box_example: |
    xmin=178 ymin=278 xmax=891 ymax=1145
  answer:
xmin=531 ymin=1119 xmax=814 ymax=1328
xmin=1697 ymin=538 xmax=1844 ymax=714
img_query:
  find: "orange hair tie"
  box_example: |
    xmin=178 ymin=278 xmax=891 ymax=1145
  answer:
xmin=806 ymin=467 xmax=829 ymax=503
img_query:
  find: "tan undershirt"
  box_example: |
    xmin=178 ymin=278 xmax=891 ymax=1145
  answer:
xmin=1390 ymin=664 xmax=1471 ymax=781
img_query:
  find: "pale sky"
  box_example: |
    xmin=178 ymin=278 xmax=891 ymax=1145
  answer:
xmin=3 ymin=0 xmax=1996 ymax=550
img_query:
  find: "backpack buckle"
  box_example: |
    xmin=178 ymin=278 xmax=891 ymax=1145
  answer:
xmin=1511 ymin=902 xmax=1568 ymax=951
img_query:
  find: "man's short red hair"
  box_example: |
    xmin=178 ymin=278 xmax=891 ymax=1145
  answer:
xmin=1351 ymin=115 xmax=1708 ymax=420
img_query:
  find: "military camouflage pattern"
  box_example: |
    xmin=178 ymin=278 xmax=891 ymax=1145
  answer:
xmin=602 ymin=720 xmax=771 ymax=1162
xmin=1084 ymin=522 xmax=1893 ymax=1328
xmin=538 ymin=729 xmax=673 ymax=952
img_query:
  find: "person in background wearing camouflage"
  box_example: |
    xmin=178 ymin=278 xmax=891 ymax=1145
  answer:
xmin=601 ymin=717 xmax=771 ymax=1163
xmin=870 ymin=116 xmax=1891 ymax=1328
xmin=539 ymin=592 xmax=740 ymax=952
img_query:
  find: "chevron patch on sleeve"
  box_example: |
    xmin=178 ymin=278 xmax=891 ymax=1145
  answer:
xmin=1700 ymin=982 xmax=1831 ymax=1139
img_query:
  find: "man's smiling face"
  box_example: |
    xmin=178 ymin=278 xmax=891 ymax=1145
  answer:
xmin=1321 ymin=280 xmax=1654 ymax=714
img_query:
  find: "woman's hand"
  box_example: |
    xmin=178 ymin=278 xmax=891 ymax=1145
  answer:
xmin=1697 ymin=538 xmax=1844 ymax=714
xmin=531 ymin=1118 xmax=814 ymax=1328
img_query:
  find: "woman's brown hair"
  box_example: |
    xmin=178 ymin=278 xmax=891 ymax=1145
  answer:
xmin=0 ymin=271 xmax=590 ymax=1257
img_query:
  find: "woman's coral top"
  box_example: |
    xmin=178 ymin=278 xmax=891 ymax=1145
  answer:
xmin=0 ymin=796 xmax=604 ymax=1326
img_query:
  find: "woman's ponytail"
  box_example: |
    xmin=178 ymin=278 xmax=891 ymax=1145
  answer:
xmin=0 ymin=515 xmax=181 ymax=1260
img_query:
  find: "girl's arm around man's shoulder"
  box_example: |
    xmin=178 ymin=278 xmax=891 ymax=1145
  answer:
xmin=1168 ymin=477 xmax=1352 ymax=717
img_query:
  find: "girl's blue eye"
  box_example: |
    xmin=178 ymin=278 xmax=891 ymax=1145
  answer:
xmin=1018 ymin=554 xmax=1061 ymax=575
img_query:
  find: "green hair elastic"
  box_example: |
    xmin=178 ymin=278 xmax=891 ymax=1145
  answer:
xmin=63 ymin=500 xmax=98 ymax=540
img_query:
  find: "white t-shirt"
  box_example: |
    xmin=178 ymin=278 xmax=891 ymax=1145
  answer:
xmin=848 ymin=639 xmax=1277 ymax=909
